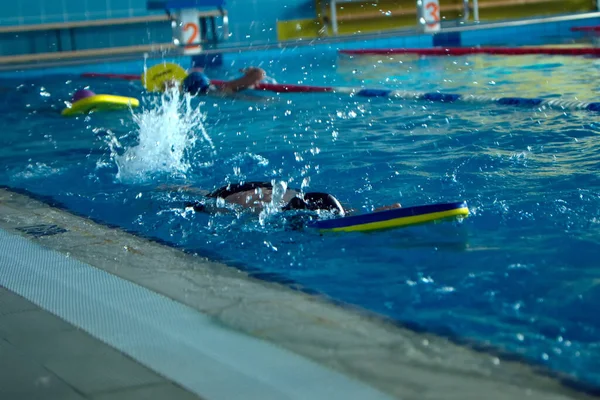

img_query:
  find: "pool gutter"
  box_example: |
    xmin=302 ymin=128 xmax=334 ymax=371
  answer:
xmin=1 ymin=187 xmax=599 ymax=400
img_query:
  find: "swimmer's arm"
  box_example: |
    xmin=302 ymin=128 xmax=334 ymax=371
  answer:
xmin=185 ymin=199 xmax=246 ymax=215
xmin=344 ymin=203 xmax=402 ymax=216
xmin=156 ymin=184 xmax=210 ymax=196
xmin=220 ymin=67 xmax=266 ymax=93
xmin=373 ymin=203 xmax=402 ymax=212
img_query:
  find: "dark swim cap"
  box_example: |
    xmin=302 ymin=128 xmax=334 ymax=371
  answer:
xmin=283 ymin=192 xmax=345 ymax=215
xmin=182 ymin=72 xmax=211 ymax=94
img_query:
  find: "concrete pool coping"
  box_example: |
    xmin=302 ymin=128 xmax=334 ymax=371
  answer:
xmin=0 ymin=285 xmax=206 ymax=400
xmin=0 ymin=186 xmax=599 ymax=400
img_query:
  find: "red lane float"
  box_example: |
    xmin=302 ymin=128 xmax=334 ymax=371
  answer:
xmin=246 ymin=82 xmax=333 ymax=93
xmin=571 ymin=26 xmax=600 ymax=32
xmin=339 ymin=47 xmax=600 ymax=56
xmin=82 ymin=72 xmax=139 ymax=80
xmin=81 ymin=73 xmax=334 ymax=93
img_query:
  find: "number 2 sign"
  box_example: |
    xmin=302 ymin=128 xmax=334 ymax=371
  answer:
xmin=179 ymin=9 xmax=201 ymax=55
xmin=422 ymin=0 xmax=441 ymax=32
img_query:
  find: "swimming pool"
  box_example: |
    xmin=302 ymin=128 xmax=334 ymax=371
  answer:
xmin=2 ymin=48 xmax=600 ymax=388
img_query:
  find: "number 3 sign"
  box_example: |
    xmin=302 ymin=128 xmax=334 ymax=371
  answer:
xmin=421 ymin=0 xmax=441 ymax=32
xmin=179 ymin=9 xmax=201 ymax=55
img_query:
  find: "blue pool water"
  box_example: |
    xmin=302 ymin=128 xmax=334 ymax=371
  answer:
xmin=2 ymin=50 xmax=600 ymax=386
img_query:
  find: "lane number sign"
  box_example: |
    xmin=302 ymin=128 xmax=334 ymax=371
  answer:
xmin=179 ymin=9 xmax=201 ymax=55
xmin=423 ymin=0 xmax=441 ymax=32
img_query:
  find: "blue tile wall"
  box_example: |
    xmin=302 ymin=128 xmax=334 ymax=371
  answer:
xmin=0 ymin=1 xmax=599 ymax=59
xmin=0 ymin=0 xmax=316 ymax=57
xmin=433 ymin=32 xmax=461 ymax=47
xmin=0 ymin=35 xmax=34 ymax=56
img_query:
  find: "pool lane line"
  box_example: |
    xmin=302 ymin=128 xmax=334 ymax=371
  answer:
xmin=571 ymin=26 xmax=600 ymax=32
xmin=80 ymin=72 xmax=600 ymax=113
xmin=339 ymin=47 xmax=600 ymax=56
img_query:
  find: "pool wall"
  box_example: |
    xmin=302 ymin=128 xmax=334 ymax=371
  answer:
xmin=0 ymin=12 xmax=599 ymax=77
xmin=0 ymin=0 xmax=315 ymax=57
xmin=0 ymin=1 xmax=599 ymax=59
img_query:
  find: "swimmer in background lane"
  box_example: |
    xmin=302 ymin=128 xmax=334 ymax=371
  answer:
xmin=164 ymin=66 xmax=267 ymax=95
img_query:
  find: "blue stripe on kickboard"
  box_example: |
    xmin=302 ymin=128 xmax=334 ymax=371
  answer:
xmin=307 ymin=201 xmax=468 ymax=230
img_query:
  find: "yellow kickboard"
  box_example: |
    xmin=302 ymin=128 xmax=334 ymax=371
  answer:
xmin=61 ymin=95 xmax=139 ymax=116
xmin=141 ymin=63 xmax=188 ymax=92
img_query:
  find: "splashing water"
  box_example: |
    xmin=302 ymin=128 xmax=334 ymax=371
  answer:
xmin=113 ymin=87 xmax=215 ymax=183
xmin=258 ymin=179 xmax=289 ymax=226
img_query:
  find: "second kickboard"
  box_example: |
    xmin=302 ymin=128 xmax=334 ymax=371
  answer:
xmin=61 ymin=95 xmax=139 ymax=116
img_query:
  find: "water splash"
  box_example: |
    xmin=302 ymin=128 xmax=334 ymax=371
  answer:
xmin=12 ymin=162 xmax=64 ymax=181
xmin=113 ymin=87 xmax=214 ymax=183
xmin=258 ymin=179 xmax=288 ymax=226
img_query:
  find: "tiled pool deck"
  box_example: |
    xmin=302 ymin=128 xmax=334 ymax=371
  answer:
xmin=0 ymin=286 xmax=202 ymax=400
xmin=1 ymin=187 xmax=599 ymax=399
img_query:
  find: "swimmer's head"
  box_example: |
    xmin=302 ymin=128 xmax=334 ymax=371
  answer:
xmin=182 ymin=71 xmax=211 ymax=94
xmin=72 ymin=89 xmax=96 ymax=103
xmin=282 ymin=192 xmax=345 ymax=216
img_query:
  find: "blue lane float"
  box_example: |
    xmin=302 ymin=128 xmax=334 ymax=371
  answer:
xmin=351 ymin=89 xmax=600 ymax=112
xmin=307 ymin=201 xmax=470 ymax=233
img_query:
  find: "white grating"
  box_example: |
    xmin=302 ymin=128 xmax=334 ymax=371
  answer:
xmin=0 ymin=228 xmax=392 ymax=400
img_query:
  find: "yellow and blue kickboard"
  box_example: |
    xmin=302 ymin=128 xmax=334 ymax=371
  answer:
xmin=307 ymin=201 xmax=469 ymax=233
xmin=61 ymin=95 xmax=139 ymax=116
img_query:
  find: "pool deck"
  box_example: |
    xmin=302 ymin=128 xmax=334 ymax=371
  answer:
xmin=0 ymin=186 xmax=598 ymax=400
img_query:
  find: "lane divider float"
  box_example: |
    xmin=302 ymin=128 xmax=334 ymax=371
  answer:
xmin=81 ymin=72 xmax=600 ymax=112
xmin=339 ymin=46 xmax=600 ymax=56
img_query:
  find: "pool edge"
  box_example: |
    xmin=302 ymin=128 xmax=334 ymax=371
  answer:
xmin=0 ymin=186 xmax=599 ymax=400
xmin=1 ymin=11 xmax=600 ymax=76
